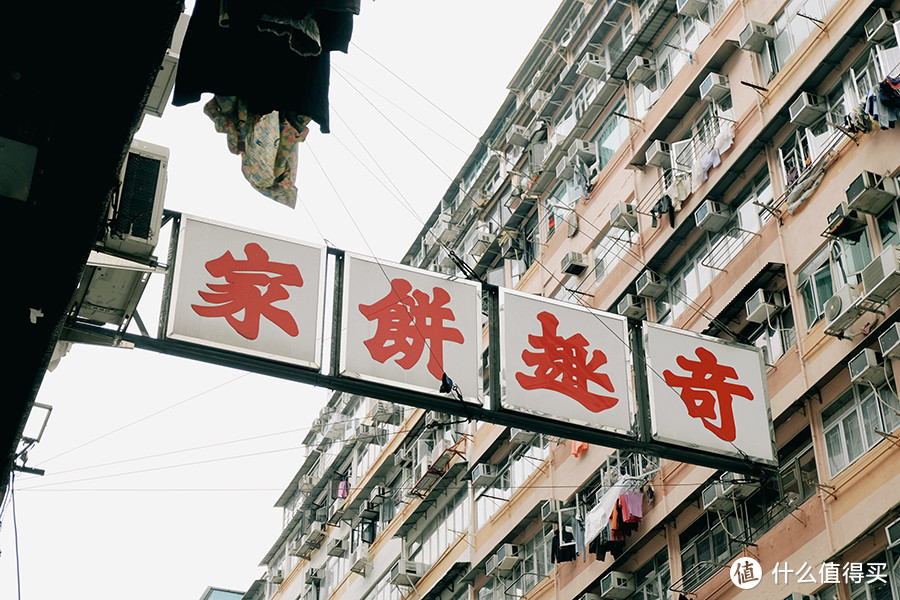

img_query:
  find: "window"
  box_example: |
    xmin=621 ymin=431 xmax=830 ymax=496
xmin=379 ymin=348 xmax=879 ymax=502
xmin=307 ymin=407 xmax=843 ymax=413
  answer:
xmin=749 ymin=291 xmax=796 ymax=365
xmin=592 ymin=226 xmax=638 ymax=285
xmin=476 ymin=436 xmax=550 ymax=527
xmin=655 ymin=232 xmax=717 ymax=325
xmin=763 ymin=0 xmax=841 ymax=80
xmin=504 ymin=524 xmax=554 ymax=597
xmin=822 ymin=381 xmax=900 ymax=477
xmin=407 ymin=487 xmax=470 ymax=566
xmin=627 ymin=548 xmax=672 ymax=600
xmin=544 ymin=181 xmax=578 ymax=240
xmin=797 ymin=238 xmax=872 ymax=330
xmin=847 ymin=549 xmax=900 ymax=600
xmin=778 ymin=429 xmax=818 ymax=505
xmin=633 ymin=17 xmax=701 ymax=119
xmin=590 ymin=98 xmax=629 ymax=172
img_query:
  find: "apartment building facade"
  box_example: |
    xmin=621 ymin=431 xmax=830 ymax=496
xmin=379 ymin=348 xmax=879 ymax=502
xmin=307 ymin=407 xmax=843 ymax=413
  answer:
xmin=246 ymin=1 xmax=900 ymax=600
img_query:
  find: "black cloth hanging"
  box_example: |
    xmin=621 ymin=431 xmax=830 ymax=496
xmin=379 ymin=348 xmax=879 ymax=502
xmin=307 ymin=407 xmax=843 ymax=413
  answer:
xmin=173 ymin=0 xmax=360 ymax=133
xmin=650 ymin=195 xmax=674 ymax=228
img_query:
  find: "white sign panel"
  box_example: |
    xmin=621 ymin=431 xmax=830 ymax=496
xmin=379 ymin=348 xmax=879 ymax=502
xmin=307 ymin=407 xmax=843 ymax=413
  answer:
xmin=340 ymin=254 xmax=483 ymax=403
xmin=644 ymin=322 xmax=776 ymax=465
xmin=500 ymin=289 xmax=634 ymax=434
xmin=166 ymin=215 xmax=326 ymax=369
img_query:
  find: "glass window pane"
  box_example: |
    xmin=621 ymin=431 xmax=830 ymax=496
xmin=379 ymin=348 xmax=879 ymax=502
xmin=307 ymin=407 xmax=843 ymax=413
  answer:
xmin=842 ymin=412 xmax=865 ymax=463
xmin=825 ymin=426 xmax=846 ymax=475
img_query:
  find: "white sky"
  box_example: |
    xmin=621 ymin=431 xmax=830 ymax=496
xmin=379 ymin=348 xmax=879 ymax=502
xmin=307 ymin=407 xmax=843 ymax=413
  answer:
xmin=0 ymin=2 xmax=561 ymax=599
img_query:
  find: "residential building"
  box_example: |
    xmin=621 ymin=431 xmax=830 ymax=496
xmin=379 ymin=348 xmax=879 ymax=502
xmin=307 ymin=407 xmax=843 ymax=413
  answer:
xmin=250 ymin=1 xmax=900 ymax=600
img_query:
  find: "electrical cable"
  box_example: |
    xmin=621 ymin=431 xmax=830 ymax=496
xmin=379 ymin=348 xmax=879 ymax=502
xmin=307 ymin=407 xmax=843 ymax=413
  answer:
xmin=35 ymin=372 xmax=252 ymax=468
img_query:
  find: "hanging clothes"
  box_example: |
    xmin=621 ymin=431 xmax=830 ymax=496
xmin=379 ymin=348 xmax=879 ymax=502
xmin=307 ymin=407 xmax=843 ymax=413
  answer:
xmin=338 ymin=478 xmax=350 ymax=499
xmin=622 ymin=489 xmax=644 ymax=521
xmin=174 ymin=0 xmax=361 ymax=133
xmin=203 ymin=95 xmax=309 ymax=207
xmin=575 ymin=515 xmax=586 ymax=561
xmin=551 ymin=525 xmax=577 ymax=563
xmin=713 ymin=120 xmax=734 ymax=155
xmin=650 ymin=195 xmax=674 ymax=228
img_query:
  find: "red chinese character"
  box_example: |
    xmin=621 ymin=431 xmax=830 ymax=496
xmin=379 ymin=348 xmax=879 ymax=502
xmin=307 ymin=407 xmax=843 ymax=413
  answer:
xmin=191 ymin=242 xmax=303 ymax=340
xmin=662 ymin=347 xmax=753 ymax=442
xmin=358 ymin=278 xmax=464 ymax=380
xmin=515 ymin=311 xmax=618 ymax=412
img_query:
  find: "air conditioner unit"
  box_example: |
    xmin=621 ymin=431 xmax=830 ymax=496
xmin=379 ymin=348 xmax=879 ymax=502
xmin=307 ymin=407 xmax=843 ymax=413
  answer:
xmin=699 ymin=73 xmax=730 ymax=103
xmin=358 ymin=499 xmax=379 ymax=521
xmin=371 ymin=400 xmax=400 ymax=424
xmin=789 ymin=92 xmax=826 ymax=126
xmin=268 ymin=569 xmax=284 ymax=584
xmin=866 ymin=8 xmax=898 ymax=42
xmin=349 ymin=544 xmax=370 ymax=574
xmin=826 ymin=203 xmax=867 ymax=241
xmin=472 ymin=463 xmax=498 ymax=487
xmin=531 ymin=90 xmax=551 ymax=113
xmin=694 ymin=200 xmax=731 ymax=231
xmin=370 ymin=485 xmax=389 ymax=504
xmin=676 ymin=0 xmax=707 ymax=15
xmin=288 ymin=539 xmax=305 ymax=557
xmin=644 ymin=140 xmax=671 ymax=168
xmin=485 ymin=554 xmax=500 ymax=577
xmin=879 ymin=323 xmax=900 ymax=359
xmin=306 ymin=567 xmax=324 ymax=584
xmin=324 ymin=421 xmax=346 ymax=440
xmin=299 ymin=474 xmax=317 ymax=493
xmin=745 ymin=289 xmax=783 ymax=323
xmin=636 ymin=270 xmax=668 ymax=299
xmin=541 ymin=499 xmax=561 ymax=523
xmin=506 ymin=124 xmax=530 ymax=147
xmin=849 ymin=348 xmax=884 ymax=385
xmin=627 ymin=56 xmax=655 ymax=82
xmin=739 ymin=21 xmax=775 ymax=52
xmin=617 ymin=294 xmax=646 ymax=319
xmin=390 ymin=560 xmax=427 ymax=586
xmin=305 ymin=522 xmax=326 ymax=546
xmin=701 ymin=481 xmax=733 ymax=511
xmin=561 ymin=251 xmax=588 ymax=276
xmin=104 ymin=140 xmax=169 ymax=258
xmin=556 ymin=156 xmax=575 ymax=179
xmin=610 ymin=202 xmax=638 ymax=230
xmin=577 ymin=53 xmax=608 ymax=79
xmin=509 ymin=428 xmax=536 ymax=446
xmin=496 ymin=543 xmax=520 ymax=570
xmin=599 ymin=571 xmax=635 ymax=599
xmin=846 ymin=170 xmax=900 ymax=215
xmin=326 ymin=537 xmax=347 ymax=557
xmin=718 ymin=472 xmax=753 ymax=498
xmin=568 ymin=139 xmax=597 ymax=163
xmin=886 ymin=515 xmax=900 ymax=547
xmin=824 ymin=284 xmax=861 ymax=333
xmin=862 ymin=245 xmax=900 ymax=303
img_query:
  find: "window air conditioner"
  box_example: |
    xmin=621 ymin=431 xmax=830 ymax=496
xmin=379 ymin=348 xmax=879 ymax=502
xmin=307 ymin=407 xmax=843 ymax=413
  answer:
xmin=676 ymin=0 xmax=707 ymax=15
xmin=556 ymin=156 xmax=576 ymax=179
xmin=719 ymin=472 xmax=753 ymax=498
xmin=358 ymin=499 xmax=379 ymax=521
xmin=306 ymin=567 xmax=324 ymax=584
xmin=299 ymin=474 xmax=317 ymax=493
xmin=389 ymin=559 xmax=426 ymax=586
xmin=577 ymin=53 xmax=608 ymax=79
xmin=288 ymin=539 xmax=305 ymax=557
xmin=789 ymin=92 xmax=826 ymax=126
xmin=472 ymin=463 xmax=498 ymax=487
xmin=626 ymin=56 xmax=655 ymax=82
xmin=541 ymin=499 xmax=561 ymax=523
xmin=866 ymin=8 xmax=898 ymax=42
xmin=496 ymin=543 xmax=520 ymax=570
xmin=886 ymin=515 xmax=900 ymax=548
xmin=268 ymin=569 xmax=284 ymax=584
xmin=349 ymin=544 xmax=370 ymax=574
xmin=617 ymin=294 xmax=646 ymax=319
xmin=509 ymin=428 xmax=536 ymax=446
xmin=699 ymin=73 xmax=730 ymax=103
xmin=879 ymin=323 xmax=900 ymax=359
xmin=824 ymin=284 xmax=861 ymax=333
xmin=568 ymin=139 xmax=597 ymax=163
xmin=324 ymin=421 xmax=346 ymax=440
xmin=610 ymin=202 xmax=638 ymax=230
xmin=644 ymin=140 xmax=671 ymax=168
xmin=104 ymin=140 xmax=169 ymax=258
xmin=739 ymin=21 xmax=774 ymax=53
xmin=845 ymin=170 xmax=899 ymax=215
xmin=305 ymin=522 xmax=326 ymax=546
xmin=861 ymin=245 xmax=900 ymax=303
xmin=849 ymin=348 xmax=884 ymax=385
xmin=745 ymin=289 xmax=784 ymax=323
xmin=506 ymin=124 xmax=530 ymax=147
xmin=371 ymin=400 xmax=400 ymax=424
xmin=561 ymin=251 xmax=588 ymax=276
xmin=370 ymin=485 xmax=389 ymax=504
xmin=531 ymin=90 xmax=551 ymax=113
xmin=636 ymin=270 xmax=668 ymax=299
xmin=485 ymin=554 xmax=500 ymax=577
xmin=326 ymin=537 xmax=347 ymax=557
xmin=471 ymin=229 xmax=493 ymax=256
xmin=826 ymin=203 xmax=867 ymax=240
xmin=694 ymin=200 xmax=731 ymax=232
xmin=701 ymin=477 xmax=752 ymax=511
xmin=599 ymin=571 xmax=635 ymax=599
